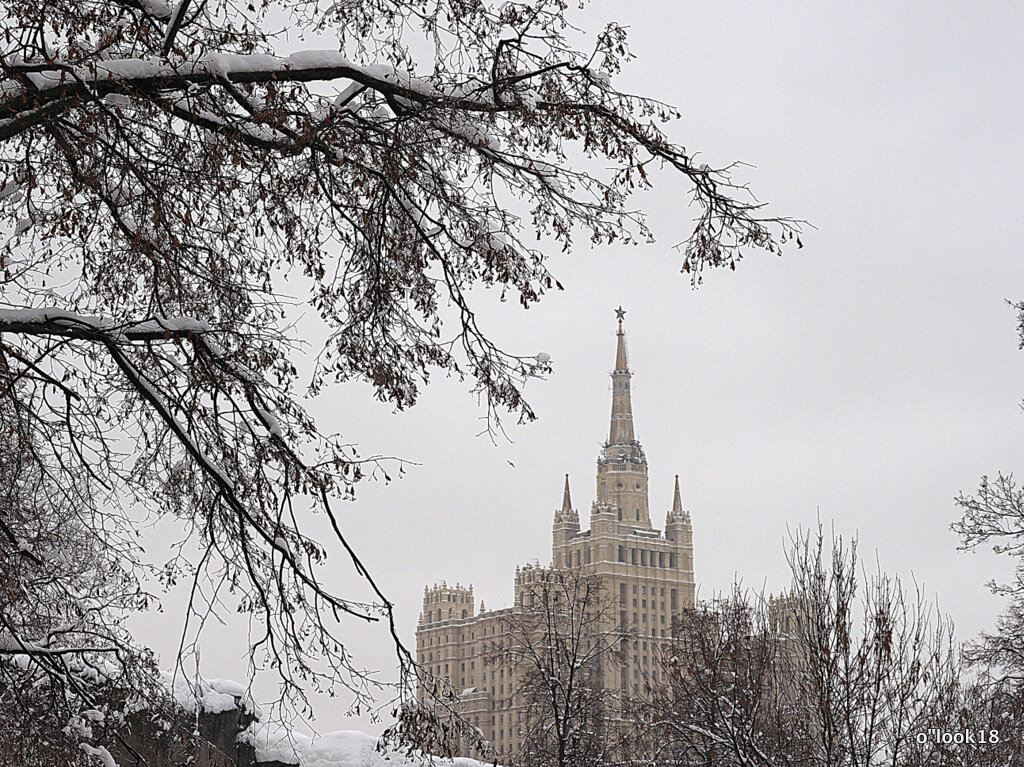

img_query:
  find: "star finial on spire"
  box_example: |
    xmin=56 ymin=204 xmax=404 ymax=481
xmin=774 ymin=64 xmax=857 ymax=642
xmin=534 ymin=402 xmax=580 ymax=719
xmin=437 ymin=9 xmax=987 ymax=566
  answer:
xmin=615 ymin=306 xmax=626 ymax=323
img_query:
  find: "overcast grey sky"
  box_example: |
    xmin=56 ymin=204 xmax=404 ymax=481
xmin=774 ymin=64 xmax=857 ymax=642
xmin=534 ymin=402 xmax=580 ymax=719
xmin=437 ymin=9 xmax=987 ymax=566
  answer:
xmin=135 ymin=0 xmax=1024 ymax=733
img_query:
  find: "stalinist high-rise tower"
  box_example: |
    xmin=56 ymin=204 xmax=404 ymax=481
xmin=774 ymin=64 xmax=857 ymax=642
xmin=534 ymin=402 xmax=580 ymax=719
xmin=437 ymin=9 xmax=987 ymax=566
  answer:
xmin=416 ymin=310 xmax=696 ymax=758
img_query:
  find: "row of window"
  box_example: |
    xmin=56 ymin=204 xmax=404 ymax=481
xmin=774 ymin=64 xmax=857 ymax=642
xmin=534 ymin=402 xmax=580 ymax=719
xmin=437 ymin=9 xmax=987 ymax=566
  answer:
xmin=620 ymin=610 xmax=668 ymax=626
xmin=422 ymin=622 xmax=507 ymax=648
xmin=423 ymin=607 xmax=470 ymax=622
xmin=618 ymin=546 xmax=680 ymax=568
xmin=621 ymin=583 xmax=679 ymax=607
xmin=557 ymin=546 xmax=688 ymax=569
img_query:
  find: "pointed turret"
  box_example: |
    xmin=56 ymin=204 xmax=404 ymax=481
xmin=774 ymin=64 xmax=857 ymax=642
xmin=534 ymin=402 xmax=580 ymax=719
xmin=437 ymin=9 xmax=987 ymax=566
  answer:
xmin=553 ymin=473 xmax=580 ymax=544
xmin=666 ymin=474 xmax=691 ymax=543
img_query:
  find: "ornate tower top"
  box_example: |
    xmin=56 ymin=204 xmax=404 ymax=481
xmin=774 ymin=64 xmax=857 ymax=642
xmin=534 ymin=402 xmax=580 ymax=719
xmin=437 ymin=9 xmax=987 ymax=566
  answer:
xmin=561 ymin=473 xmax=572 ymax=512
xmin=596 ymin=309 xmax=651 ymax=527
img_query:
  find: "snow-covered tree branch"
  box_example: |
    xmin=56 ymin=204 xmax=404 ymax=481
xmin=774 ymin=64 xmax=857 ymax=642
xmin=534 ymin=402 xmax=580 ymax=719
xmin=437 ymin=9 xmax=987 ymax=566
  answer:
xmin=1 ymin=0 xmax=800 ymax=760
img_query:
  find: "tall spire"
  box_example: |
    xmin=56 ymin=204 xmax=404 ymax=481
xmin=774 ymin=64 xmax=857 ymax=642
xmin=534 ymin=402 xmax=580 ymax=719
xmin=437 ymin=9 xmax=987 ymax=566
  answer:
xmin=561 ymin=474 xmax=572 ymax=512
xmin=614 ymin=306 xmax=628 ymax=371
xmin=609 ymin=307 xmax=635 ymax=444
xmin=596 ymin=306 xmax=650 ymax=527
xmin=672 ymin=475 xmax=683 ymax=513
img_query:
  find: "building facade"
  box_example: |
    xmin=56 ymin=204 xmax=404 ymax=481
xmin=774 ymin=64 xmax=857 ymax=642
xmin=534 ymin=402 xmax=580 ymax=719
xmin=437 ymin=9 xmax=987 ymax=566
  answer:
xmin=416 ymin=312 xmax=697 ymax=758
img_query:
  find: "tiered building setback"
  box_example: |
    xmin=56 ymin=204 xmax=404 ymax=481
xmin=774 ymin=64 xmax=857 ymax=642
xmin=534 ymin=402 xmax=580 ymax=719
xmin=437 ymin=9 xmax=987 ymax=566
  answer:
xmin=416 ymin=310 xmax=697 ymax=758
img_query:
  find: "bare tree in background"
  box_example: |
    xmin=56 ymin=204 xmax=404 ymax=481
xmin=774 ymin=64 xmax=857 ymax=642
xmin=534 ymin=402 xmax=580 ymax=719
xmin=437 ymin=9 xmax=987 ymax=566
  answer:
xmin=952 ymin=300 xmax=1024 ymax=754
xmin=954 ymin=473 xmax=1024 ymax=684
xmin=496 ymin=567 xmax=624 ymax=767
xmin=628 ymin=529 xmax=970 ymax=767
xmin=0 ymin=0 xmax=799 ymax=758
xmin=629 ymin=588 xmax=808 ymax=767
xmin=784 ymin=527 xmax=963 ymax=767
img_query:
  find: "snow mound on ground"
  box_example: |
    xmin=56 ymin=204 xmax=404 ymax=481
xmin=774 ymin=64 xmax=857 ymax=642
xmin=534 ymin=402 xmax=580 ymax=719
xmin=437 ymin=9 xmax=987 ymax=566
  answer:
xmin=241 ymin=726 xmax=491 ymax=767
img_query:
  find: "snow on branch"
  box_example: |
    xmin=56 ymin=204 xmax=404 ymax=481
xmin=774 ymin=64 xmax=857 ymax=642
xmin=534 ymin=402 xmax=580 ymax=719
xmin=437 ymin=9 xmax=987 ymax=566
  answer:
xmin=0 ymin=633 xmax=118 ymax=656
xmin=0 ymin=51 xmax=457 ymax=138
xmin=0 ymin=308 xmax=211 ymax=341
